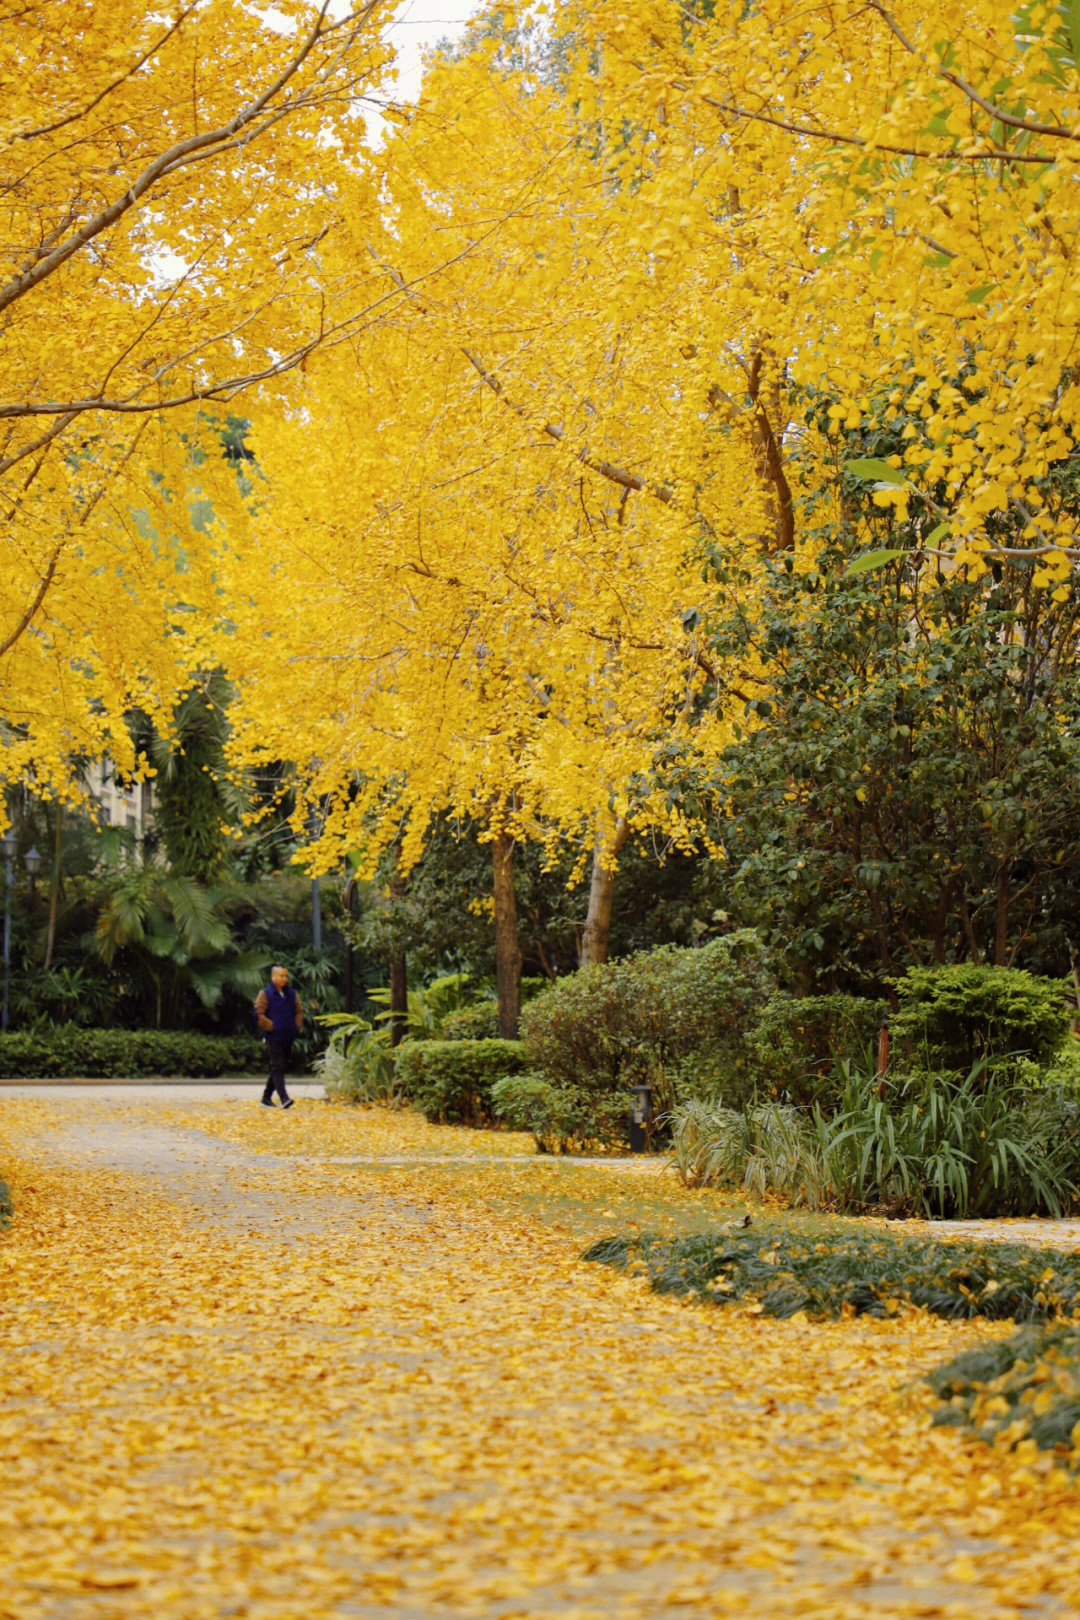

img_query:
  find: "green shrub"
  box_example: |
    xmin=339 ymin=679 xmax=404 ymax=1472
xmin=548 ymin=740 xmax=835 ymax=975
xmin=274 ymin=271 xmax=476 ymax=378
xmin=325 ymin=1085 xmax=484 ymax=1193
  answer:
xmin=491 ymin=1070 xmax=630 ymax=1154
xmin=672 ymin=1099 xmax=829 ymax=1207
xmin=519 ymin=932 xmax=775 ymax=1148
xmin=585 ymin=1226 xmax=1080 ymax=1323
xmin=394 ymin=1038 xmax=525 ymax=1125
xmin=440 ymin=1002 xmax=499 ymax=1041
xmin=1044 ymin=1039 xmax=1080 ymax=1093
xmin=823 ymin=1062 xmax=1080 ymax=1218
xmin=314 ymin=1014 xmax=398 ymax=1104
xmin=0 ymin=1176 xmax=11 ymax=1225
xmin=891 ymin=964 xmax=1071 ymax=1071
xmin=746 ymin=992 xmax=884 ymax=1108
xmin=0 ymin=1025 xmax=259 ymax=1079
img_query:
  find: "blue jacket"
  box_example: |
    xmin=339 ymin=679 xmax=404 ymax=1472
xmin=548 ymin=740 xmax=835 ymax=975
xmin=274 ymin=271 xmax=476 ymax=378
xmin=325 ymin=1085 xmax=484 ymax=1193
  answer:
xmin=255 ymin=982 xmax=302 ymax=1041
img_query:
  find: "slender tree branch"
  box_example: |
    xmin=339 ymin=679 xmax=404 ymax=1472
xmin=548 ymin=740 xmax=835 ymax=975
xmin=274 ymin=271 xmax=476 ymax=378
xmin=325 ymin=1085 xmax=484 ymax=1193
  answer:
xmin=0 ymin=545 xmax=61 ymax=658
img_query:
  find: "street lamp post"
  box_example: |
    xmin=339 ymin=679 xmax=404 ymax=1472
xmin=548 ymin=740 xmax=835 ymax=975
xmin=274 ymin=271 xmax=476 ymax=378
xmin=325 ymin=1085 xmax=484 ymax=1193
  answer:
xmin=2 ymin=838 xmax=43 ymax=1033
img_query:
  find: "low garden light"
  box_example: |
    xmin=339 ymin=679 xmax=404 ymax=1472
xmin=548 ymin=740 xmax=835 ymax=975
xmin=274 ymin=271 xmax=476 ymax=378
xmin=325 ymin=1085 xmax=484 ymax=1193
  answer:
xmin=24 ymin=846 xmax=42 ymax=880
xmin=630 ymin=1079 xmax=654 ymax=1154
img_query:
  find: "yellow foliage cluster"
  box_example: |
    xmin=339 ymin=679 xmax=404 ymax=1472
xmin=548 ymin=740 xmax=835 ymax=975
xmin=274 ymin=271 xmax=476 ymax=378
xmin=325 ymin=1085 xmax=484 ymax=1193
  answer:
xmin=217 ymin=0 xmax=1080 ymax=870
xmin=0 ymin=0 xmax=391 ymax=797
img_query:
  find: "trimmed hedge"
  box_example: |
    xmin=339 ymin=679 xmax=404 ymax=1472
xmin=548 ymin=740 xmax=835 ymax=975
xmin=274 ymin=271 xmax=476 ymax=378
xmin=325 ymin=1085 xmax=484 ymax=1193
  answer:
xmin=0 ymin=1025 xmax=261 ymax=1079
xmin=394 ymin=1038 xmax=526 ymax=1125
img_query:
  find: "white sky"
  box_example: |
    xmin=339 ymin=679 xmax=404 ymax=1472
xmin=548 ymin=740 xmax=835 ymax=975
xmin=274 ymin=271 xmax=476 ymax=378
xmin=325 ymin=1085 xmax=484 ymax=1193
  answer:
xmin=381 ymin=0 xmax=481 ymax=102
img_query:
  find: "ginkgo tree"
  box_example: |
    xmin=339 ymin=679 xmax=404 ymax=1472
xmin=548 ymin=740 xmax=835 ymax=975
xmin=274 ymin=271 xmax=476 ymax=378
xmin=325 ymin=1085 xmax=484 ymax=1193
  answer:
xmin=14 ymin=0 xmax=1080 ymax=1011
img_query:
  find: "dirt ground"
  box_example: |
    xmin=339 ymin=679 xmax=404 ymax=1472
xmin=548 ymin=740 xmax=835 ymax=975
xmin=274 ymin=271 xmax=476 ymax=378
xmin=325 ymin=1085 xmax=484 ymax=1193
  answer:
xmin=3 ymin=1089 xmax=1080 ymax=1620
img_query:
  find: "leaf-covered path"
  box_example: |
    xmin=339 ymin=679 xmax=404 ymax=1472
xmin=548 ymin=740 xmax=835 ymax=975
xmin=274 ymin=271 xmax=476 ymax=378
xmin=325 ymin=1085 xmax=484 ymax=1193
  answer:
xmin=3 ymin=1094 xmax=1080 ymax=1619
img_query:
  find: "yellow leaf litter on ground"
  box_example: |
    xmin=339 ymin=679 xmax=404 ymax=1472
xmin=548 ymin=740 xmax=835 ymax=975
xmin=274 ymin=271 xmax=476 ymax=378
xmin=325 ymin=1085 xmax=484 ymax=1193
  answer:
xmin=2 ymin=1094 xmax=1080 ymax=1619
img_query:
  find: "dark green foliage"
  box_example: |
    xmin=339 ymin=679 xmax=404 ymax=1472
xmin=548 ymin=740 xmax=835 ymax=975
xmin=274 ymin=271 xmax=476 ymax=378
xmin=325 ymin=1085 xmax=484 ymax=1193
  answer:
xmin=440 ymin=1002 xmax=500 ymax=1041
xmin=394 ymin=1038 xmax=526 ymax=1126
xmin=490 ymin=1070 xmax=631 ymax=1154
xmin=520 ymin=932 xmax=775 ymax=1147
xmin=584 ymin=1226 xmax=1080 ymax=1322
xmin=826 ymin=1065 xmax=1080 ymax=1218
xmin=891 ymin=964 xmax=1071 ymax=1070
xmin=927 ymin=1324 xmax=1080 ymax=1463
xmin=745 ymin=991 xmax=884 ymax=1108
xmin=0 ymin=1177 xmax=11 ymax=1224
xmin=151 ymin=674 xmax=231 ymax=882
xmin=701 ymin=483 xmax=1080 ymax=990
xmin=0 ymin=1025 xmax=259 ymax=1078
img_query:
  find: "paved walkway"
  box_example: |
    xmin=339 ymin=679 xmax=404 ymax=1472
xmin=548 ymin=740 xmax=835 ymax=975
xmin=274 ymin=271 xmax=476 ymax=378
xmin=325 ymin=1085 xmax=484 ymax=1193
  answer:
xmin=3 ymin=1090 xmax=1080 ymax=1618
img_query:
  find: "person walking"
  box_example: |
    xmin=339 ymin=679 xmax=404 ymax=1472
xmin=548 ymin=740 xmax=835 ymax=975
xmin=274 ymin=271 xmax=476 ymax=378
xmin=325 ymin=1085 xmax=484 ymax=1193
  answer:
xmin=254 ymin=964 xmax=304 ymax=1109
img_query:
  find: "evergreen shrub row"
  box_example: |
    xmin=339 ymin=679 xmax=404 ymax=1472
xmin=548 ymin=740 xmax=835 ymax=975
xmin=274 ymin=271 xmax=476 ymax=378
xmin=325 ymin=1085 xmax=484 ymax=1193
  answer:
xmin=0 ymin=1024 xmax=260 ymax=1078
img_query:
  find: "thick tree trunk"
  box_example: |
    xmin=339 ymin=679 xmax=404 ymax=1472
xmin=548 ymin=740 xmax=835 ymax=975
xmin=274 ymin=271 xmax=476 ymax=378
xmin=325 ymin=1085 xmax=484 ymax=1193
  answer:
xmin=389 ymin=950 xmax=408 ymax=1048
xmin=580 ymin=816 xmax=630 ymax=966
xmin=492 ymin=829 xmax=522 ymax=1038
xmin=44 ymin=805 xmax=62 ymax=970
xmin=388 ymin=855 xmax=408 ymax=1048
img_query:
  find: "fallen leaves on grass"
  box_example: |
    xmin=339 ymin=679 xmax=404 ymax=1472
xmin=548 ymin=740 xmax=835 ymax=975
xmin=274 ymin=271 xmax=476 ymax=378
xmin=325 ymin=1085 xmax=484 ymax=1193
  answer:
xmin=3 ymin=1096 xmax=1080 ymax=1618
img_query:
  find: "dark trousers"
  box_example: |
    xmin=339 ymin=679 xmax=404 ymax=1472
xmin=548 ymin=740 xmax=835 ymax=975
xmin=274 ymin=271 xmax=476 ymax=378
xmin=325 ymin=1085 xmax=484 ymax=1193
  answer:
xmin=263 ymin=1037 xmax=293 ymax=1103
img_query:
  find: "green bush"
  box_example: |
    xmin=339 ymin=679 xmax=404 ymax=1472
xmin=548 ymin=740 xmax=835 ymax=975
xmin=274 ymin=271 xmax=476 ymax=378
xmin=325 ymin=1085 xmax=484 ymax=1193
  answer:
xmin=395 ymin=1038 xmax=525 ymax=1125
xmin=491 ymin=1070 xmax=630 ymax=1154
xmin=0 ymin=1024 xmax=260 ymax=1079
xmin=745 ymin=991 xmax=884 ymax=1107
xmin=314 ymin=1014 xmax=398 ymax=1104
xmin=519 ymin=932 xmax=775 ymax=1148
xmin=891 ymin=964 xmax=1072 ymax=1071
xmin=585 ymin=1226 xmax=1080 ymax=1323
xmin=672 ymin=1099 xmax=829 ymax=1207
xmin=440 ymin=1002 xmax=499 ymax=1041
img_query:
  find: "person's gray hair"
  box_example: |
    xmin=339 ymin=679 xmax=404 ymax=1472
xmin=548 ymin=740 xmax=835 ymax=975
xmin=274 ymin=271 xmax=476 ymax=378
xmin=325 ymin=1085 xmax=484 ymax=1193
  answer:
xmin=271 ymin=964 xmax=288 ymax=975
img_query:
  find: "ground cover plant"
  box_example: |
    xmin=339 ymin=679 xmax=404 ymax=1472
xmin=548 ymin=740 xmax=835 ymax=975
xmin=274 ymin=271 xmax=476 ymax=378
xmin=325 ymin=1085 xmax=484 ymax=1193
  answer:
xmin=927 ymin=1324 xmax=1080 ymax=1467
xmin=584 ymin=1224 xmax=1080 ymax=1324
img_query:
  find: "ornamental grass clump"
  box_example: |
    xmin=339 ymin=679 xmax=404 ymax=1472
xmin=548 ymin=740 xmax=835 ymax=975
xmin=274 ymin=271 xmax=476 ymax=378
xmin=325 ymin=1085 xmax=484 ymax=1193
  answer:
xmin=671 ymin=1061 xmax=1080 ymax=1219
